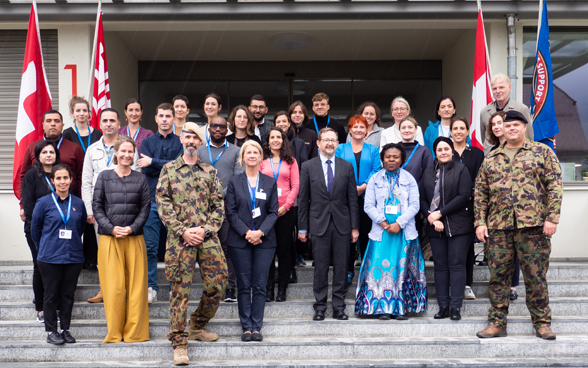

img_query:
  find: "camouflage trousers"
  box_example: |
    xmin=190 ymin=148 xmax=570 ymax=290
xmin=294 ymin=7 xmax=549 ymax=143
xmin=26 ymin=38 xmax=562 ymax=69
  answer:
xmin=165 ymin=243 xmax=228 ymax=349
xmin=486 ymin=227 xmax=551 ymax=330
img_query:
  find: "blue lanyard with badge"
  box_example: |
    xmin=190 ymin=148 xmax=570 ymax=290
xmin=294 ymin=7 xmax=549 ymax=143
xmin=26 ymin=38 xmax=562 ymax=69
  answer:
xmin=105 ymin=146 xmax=114 ymax=166
xmin=127 ymin=126 xmax=141 ymax=141
xmin=402 ymin=142 xmax=419 ymax=169
xmin=385 ymin=173 xmax=400 ymax=215
xmin=313 ymin=116 xmax=330 ymax=135
xmin=51 ymin=193 xmax=72 ymax=239
xmin=44 ymin=176 xmax=55 ymax=193
xmin=207 ymin=137 xmax=228 ymax=166
xmin=248 ymin=173 xmax=266 ymax=229
xmin=269 ymin=157 xmax=282 ymax=196
xmin=74 ymin=125 xmax=91 ymax=153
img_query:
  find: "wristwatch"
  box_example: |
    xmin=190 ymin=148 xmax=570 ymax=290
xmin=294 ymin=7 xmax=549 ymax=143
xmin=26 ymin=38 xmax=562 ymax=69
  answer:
xmin=204 ymin=229 xmax=212 ymax=239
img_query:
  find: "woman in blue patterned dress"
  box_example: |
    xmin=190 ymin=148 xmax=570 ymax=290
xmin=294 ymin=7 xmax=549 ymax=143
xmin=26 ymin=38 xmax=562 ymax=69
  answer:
xmin=356 ymin=143 xmax=427 ymax=320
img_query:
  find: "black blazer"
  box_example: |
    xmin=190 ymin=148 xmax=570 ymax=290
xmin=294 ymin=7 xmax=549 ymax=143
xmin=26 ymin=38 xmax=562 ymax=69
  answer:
xmin=298 ymin=156 xmax=359 ymax=237
xmin=286 ymin=133 xmax=308 ymax=174
xmin=225 ymin=172 xmax=279 ymax=249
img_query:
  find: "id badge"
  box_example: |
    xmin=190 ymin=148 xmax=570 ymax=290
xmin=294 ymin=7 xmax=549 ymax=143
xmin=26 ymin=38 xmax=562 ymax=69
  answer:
xmin=277 ymin=188 xmax=282 ymax=197
xmin=252 ymin=207 xmax=261 ymax=218
xmin=256 ymin=191 xmax=267 ymax=200
xmin=59 ymin=229 xmax=72 ymax=239
xmin=385 ymin=205 xmax=398 ymax=215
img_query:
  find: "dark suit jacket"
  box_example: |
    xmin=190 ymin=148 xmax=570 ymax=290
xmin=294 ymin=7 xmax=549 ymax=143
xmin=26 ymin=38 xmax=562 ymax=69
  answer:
xmin=225 ymin=172 xmax=279 ymax=249
xmin=298 ymin=156 xmax=359 ymax=237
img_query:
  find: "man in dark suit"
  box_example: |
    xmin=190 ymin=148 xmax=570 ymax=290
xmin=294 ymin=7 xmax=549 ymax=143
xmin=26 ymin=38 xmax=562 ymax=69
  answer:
xmin=298 ymin=127 xmax=359 ymax=321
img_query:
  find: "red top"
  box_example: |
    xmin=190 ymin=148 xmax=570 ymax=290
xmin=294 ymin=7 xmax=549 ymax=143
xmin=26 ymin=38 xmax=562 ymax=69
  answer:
xmin=259 ymin=157 xmax=299 ymax=211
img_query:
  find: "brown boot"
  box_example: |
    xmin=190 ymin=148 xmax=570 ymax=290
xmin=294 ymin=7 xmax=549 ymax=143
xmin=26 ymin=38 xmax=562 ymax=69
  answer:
xmin=187 ymin=326 xmax=219 ymax=341
xmin=536 ymin=326 xmax=556 ymax=340
xmin=476 ymin=324 xmax=507 ymax=338
xmin=173 ymin=346 xmax=189 ymax=365
xmin=87 ymin=290 xmax=103 ymax=303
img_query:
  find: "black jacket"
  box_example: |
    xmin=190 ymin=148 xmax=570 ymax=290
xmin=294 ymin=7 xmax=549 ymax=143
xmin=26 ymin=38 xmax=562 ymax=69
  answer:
xmin=305 ymin=115 xmax=347 ymax=147
xmin=452 ymin=145 xmax=484 ymax=191
xmin=294 ymin=124 xmax=318 ymax=159
xmin=420 ymin=160 xmax=473 ymax=238
xmin=286 ymin=130 xmax=309 ymax=173
xmin=226 ymin=134 xmax=262 ymax=147
xmin=22 ymin=168 xmax=54 ymax=233
xmin=92 ymin=170 xmax=151 ymax=236
xmin=400 ymin=141 xmax=434 ymax=185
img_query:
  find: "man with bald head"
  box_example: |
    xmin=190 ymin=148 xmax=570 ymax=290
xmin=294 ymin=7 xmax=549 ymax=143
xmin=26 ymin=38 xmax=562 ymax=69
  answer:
xmin=197 ymin=115 xmax=243 ymax=303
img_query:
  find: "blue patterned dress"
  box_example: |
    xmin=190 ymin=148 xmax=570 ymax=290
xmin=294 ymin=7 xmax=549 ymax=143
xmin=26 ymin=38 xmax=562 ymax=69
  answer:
xmin=355 ymin=171 xmax=427 ymax=316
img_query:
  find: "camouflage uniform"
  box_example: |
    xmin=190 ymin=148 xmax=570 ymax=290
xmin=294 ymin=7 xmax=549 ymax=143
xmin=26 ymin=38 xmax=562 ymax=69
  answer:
xmin=156 ymin=155 xmax=228 ymax=349
xmin=474 ymin=139 xmax=562 ymax=331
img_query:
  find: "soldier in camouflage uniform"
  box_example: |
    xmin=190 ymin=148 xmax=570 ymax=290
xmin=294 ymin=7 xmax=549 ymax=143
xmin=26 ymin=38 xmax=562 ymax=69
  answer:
xmin=474 ymin=111 xmax=562 ymax=340
xmin=156 ymin=122 xmax=228 ymax=366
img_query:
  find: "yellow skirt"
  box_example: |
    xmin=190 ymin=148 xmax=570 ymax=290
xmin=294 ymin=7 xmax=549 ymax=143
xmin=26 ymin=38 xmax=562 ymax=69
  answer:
xmin=98 ymin=234 xmax=150 ymax=343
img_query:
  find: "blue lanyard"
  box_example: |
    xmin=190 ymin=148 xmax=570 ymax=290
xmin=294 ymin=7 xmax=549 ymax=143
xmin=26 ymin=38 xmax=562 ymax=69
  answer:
xmin=74 ymin=125 xmax=91 ymax=153
xmin=104 ymin=145 xmax=114 ymax=166
xmin=248 ymin=173 xmax=260 ymax=230
xmin=44 ymin=136 xmax=63 ymax=149
xmin=269 ymin=157 xmax=282 ymax=181
xmin=207 ymin=138 xmax=228 ymax=166
xmin=386 ymin=173 xmax=400 ymax=201
xmin=44 ymin=176 xmax=55 ymax=193
xmin=313 ymin=116 xmax=330 ymax=135
xmin=127 ymin=126 xmax=140 ymax=141
xmin=402 ymin=142 xmax=419 ymax=169
xmin=51 ymin=193 xmax=71 ymax=229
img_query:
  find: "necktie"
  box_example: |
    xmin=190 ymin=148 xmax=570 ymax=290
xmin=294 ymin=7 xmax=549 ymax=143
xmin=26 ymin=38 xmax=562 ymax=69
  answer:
xmin=326 ymin=159 xmax=333 ymax=196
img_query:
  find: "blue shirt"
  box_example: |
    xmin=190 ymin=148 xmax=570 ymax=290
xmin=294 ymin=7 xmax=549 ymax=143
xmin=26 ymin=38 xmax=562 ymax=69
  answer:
xmin=31 ymin=193 xmax=87 ymax=264
xmin=141 ymin=131 xmax=184 ymax=202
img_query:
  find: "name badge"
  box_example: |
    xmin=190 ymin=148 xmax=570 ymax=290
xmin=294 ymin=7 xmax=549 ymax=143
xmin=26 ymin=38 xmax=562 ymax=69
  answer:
xmin=256 ymin=191 xmax=266 ymax=200
xmin=277 ymin=188 xmax=282 ymax=197
xmin=252 ymin=207 xmax=261 ymax=218
xmin=385 ymin=205 xmax=398 ymax=215
xmin=59 ymin=229 xmax=72 ymax=239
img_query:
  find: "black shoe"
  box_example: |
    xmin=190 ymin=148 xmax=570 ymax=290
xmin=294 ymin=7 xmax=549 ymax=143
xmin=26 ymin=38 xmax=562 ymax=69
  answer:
xmin=47 ymin=332 xmax=65 ymax=345
xmin=379 ymin=314 xmax=392 ymax=320
xmin=224 ymin=288 xmax=237 ymax=303
xmin=396 ymin=314 xmax=409 ymax=320
xmin=509 ymin=289 xmax=518 ymax=300
xmin=62 ymin=330 xmax=76 ymax=343
xmin=434 ymin=306 xmax=450 ymax=319
xmin=275 ymin=286 xmax=287 ymax=302
xmin=450 ymin=307 xmax=461 ymax=321
xmin=289 ymin=269 xmax=298 ymax=284
xmin=241 ymin=332 xmax=252 ymax=342
xmin=313 ymin=310 xmax=325 ymax=321
xmin=251 ymin=331 xmax=263 ymax=342
xmin=333 ymin=310 xmax=348 ymax=320
xmin=265 ymin=285 xmax=275 ymax=302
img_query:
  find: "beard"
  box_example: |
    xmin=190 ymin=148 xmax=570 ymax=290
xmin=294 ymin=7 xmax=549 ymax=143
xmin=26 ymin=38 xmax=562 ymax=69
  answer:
xmin=210 ymin=135 xmax=225 ymax=145
xmin=184 ymin=144 xmax=197 ymax=156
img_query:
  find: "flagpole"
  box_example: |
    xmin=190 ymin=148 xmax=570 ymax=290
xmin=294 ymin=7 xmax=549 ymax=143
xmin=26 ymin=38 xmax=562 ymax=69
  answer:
xmin=88 ymin=0 xmax=102 ymax=104
xmin=536 ymin=0 xmax=544 ymax=52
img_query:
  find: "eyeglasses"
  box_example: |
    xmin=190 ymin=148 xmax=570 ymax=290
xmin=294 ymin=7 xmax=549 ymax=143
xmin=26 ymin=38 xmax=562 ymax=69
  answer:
xmin=250 ymin=105 xmax=266 ymax=111
xmin=320 ymin=139 xmax=338 ymax=144
xmin=313 ymin=103 xmax=328 ymax=107
xmin=210 ymin=124 xmax=227 ymax=130
xmin=392 ymin=108 xmax=408 ymax=112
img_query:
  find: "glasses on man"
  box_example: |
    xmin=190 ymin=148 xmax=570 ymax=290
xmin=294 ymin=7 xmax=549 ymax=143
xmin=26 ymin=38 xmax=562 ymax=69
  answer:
xmin=320 ymin=139 xmax=338 ymax=144
xmin=210 ymin=123 xmax=228 ymax=130
xmin=313 ymin=103 xmax=328 ymax=108
xmin=392 ymin=108 xmax=408 ymax=112
xmin=250 ymin=105 xmax=266 ymax=111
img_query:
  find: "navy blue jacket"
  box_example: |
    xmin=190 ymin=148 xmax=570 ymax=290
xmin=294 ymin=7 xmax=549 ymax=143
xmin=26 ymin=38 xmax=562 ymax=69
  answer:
xmin=225 ymin=172 xmax=279 ymax=249
xmin=31 ymin=193 xmax=87 ymax=264
xmin=140 ymin=131 xmax=183 ymax=202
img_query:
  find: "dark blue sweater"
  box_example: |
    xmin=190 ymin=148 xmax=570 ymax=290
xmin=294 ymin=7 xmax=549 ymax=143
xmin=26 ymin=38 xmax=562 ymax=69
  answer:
xmin=140 ymin=131 xmax=183 ymax=202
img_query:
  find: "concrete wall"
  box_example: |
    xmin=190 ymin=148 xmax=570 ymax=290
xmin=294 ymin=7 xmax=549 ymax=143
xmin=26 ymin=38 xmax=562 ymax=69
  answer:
xmin=104 ymin=31 xmax=138 ymax=118
xmin=442 ymin=29 xmax=475 ymax=122
xmin=0 ymin=194 xmax=31 ymax=261
xmin=551 ymin=185 xmax=588 ymax=259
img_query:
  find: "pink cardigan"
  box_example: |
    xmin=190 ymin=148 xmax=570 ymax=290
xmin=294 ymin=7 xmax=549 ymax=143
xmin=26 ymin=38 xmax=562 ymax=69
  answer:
xmin=259 ymin=158 xmax=299 ymax=211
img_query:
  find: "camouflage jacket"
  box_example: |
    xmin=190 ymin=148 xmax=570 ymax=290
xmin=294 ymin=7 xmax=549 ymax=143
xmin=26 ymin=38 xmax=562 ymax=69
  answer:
xmin=474 ymin=139 xmax=562 ymax=230
xmin=156 ymin=155 xmax=224 ymax=249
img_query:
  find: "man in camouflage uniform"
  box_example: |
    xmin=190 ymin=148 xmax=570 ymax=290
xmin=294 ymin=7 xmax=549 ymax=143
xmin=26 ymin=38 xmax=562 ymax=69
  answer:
xmin=474 ymin=110 xmax=562 ymax=340
xmin=156 ymin=122 xmax=228 ymax=365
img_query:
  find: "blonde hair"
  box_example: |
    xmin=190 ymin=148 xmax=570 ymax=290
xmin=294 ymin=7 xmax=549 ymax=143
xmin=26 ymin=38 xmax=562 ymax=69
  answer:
xmin=391 ymin=96 xmax=411 ymax=115
xmin=491 ymin=73 xmax=511 ymax=86
xmin=399 ymin=116 xmax=418 ymax=129
xmin=238 ymin=140 xmax=263 ymax=167
xmin=112 ymin=135 xmax=136 ymax=165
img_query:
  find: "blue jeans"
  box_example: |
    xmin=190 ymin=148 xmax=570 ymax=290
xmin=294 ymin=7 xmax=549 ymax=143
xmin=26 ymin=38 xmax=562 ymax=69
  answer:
xmin=230 ymin=245 xmax=275 ymax=332
xmin=143 ymin=202 xmax=161 ymax=291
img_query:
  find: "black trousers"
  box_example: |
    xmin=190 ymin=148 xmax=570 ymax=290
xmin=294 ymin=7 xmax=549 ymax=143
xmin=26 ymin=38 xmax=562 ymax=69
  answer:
xmin=312 ymin=218 xmax=350 ymax=312
xmin=293 ymin=207 xmax=309 ymax=257
xmin=348 ymin=196 xmax=371 ymax=272
xmin=82 ymin=225 xmax=98 ymax=265
xmin=25 ymin=231 xmax=44 ymax=312
xmin=37 ymin=261 xmax=83 ymax=332
xmin=268 ymin=209 xmax=295 ymax=288
xmin=466 ymin=234 xmax=475 ymax=286
xmin=430 ymin=233 xmax=470 ymax=309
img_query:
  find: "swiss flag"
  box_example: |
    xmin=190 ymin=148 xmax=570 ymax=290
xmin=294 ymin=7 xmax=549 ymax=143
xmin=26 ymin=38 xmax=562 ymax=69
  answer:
xmin=13 ymin=1 xmax=52 ymax=198
xmin=91 ymin=11 xmax=110 ymax=130
xmin=469 ymin=8 xmax=493 ymax=150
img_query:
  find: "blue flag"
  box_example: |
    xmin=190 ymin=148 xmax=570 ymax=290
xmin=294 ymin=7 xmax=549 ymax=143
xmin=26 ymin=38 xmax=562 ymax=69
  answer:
xmin=530 ymin=0 xmax=559 ymax=152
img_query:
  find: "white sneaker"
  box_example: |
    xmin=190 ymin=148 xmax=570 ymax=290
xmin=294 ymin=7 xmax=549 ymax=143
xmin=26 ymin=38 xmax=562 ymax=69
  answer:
xmin=148 ymin=287 xmax=157 ymax=304
xmin=464 ymin=286 xmax=476 ymax=300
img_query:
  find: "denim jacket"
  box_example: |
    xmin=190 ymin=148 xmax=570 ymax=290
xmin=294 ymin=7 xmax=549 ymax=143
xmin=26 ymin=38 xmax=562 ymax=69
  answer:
xmin=364 ymin=168 xmax=419 ymax=241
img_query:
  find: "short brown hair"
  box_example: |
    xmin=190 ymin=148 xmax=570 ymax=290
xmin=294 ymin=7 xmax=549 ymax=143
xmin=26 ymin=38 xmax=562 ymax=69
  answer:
xmin=312 ymin=93 xmax=329 ymax=103
xmin=317 ymin=127 xmax=337 ymax=141
xmin=450 ymin=116 xmax=470 ymax=131
xmin=486 ymin=111 xmax=506 ymax=146
xmin=112 ymin=135 xmax=136 ymax=165
xmin=228 ymin=105 xmax=255 ymax=136
xmin=399 ymin=116 xmax=418 ymax=129
xmin=156 ymin=102 xmax=174 ymax=117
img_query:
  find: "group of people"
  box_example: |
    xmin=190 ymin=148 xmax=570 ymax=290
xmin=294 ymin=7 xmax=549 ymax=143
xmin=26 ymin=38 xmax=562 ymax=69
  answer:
xmin=20 ymin=72 xmax=563 ymax=366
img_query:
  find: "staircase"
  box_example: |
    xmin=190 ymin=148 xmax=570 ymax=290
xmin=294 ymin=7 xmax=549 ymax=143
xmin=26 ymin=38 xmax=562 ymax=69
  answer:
xmin=1 ymin=261 xmax=588 ymax=367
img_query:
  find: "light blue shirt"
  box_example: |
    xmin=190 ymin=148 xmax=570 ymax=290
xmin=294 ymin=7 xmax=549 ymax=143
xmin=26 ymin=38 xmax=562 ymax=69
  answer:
xmin=319 ymin=153 xmax=336 ymax=188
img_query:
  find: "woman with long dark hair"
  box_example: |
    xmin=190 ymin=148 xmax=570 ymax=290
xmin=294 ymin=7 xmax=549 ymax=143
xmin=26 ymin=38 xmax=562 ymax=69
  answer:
xmin=226 ymin=105 xmax=261 ymax=147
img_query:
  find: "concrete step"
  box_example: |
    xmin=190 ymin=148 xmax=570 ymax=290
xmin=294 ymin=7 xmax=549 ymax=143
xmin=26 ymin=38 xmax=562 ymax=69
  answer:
xmin=2 ymin=261 xmax=588 ymax=285
xmin=2 ymin=296 xmax=587 ymax=321
xmin=1 ymin=316 xmax=587 ymax=341
xmin=1 ymin=335 xmax=587 ymax=363
xmin=2 ymin=279 xmax=588 ymax=303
